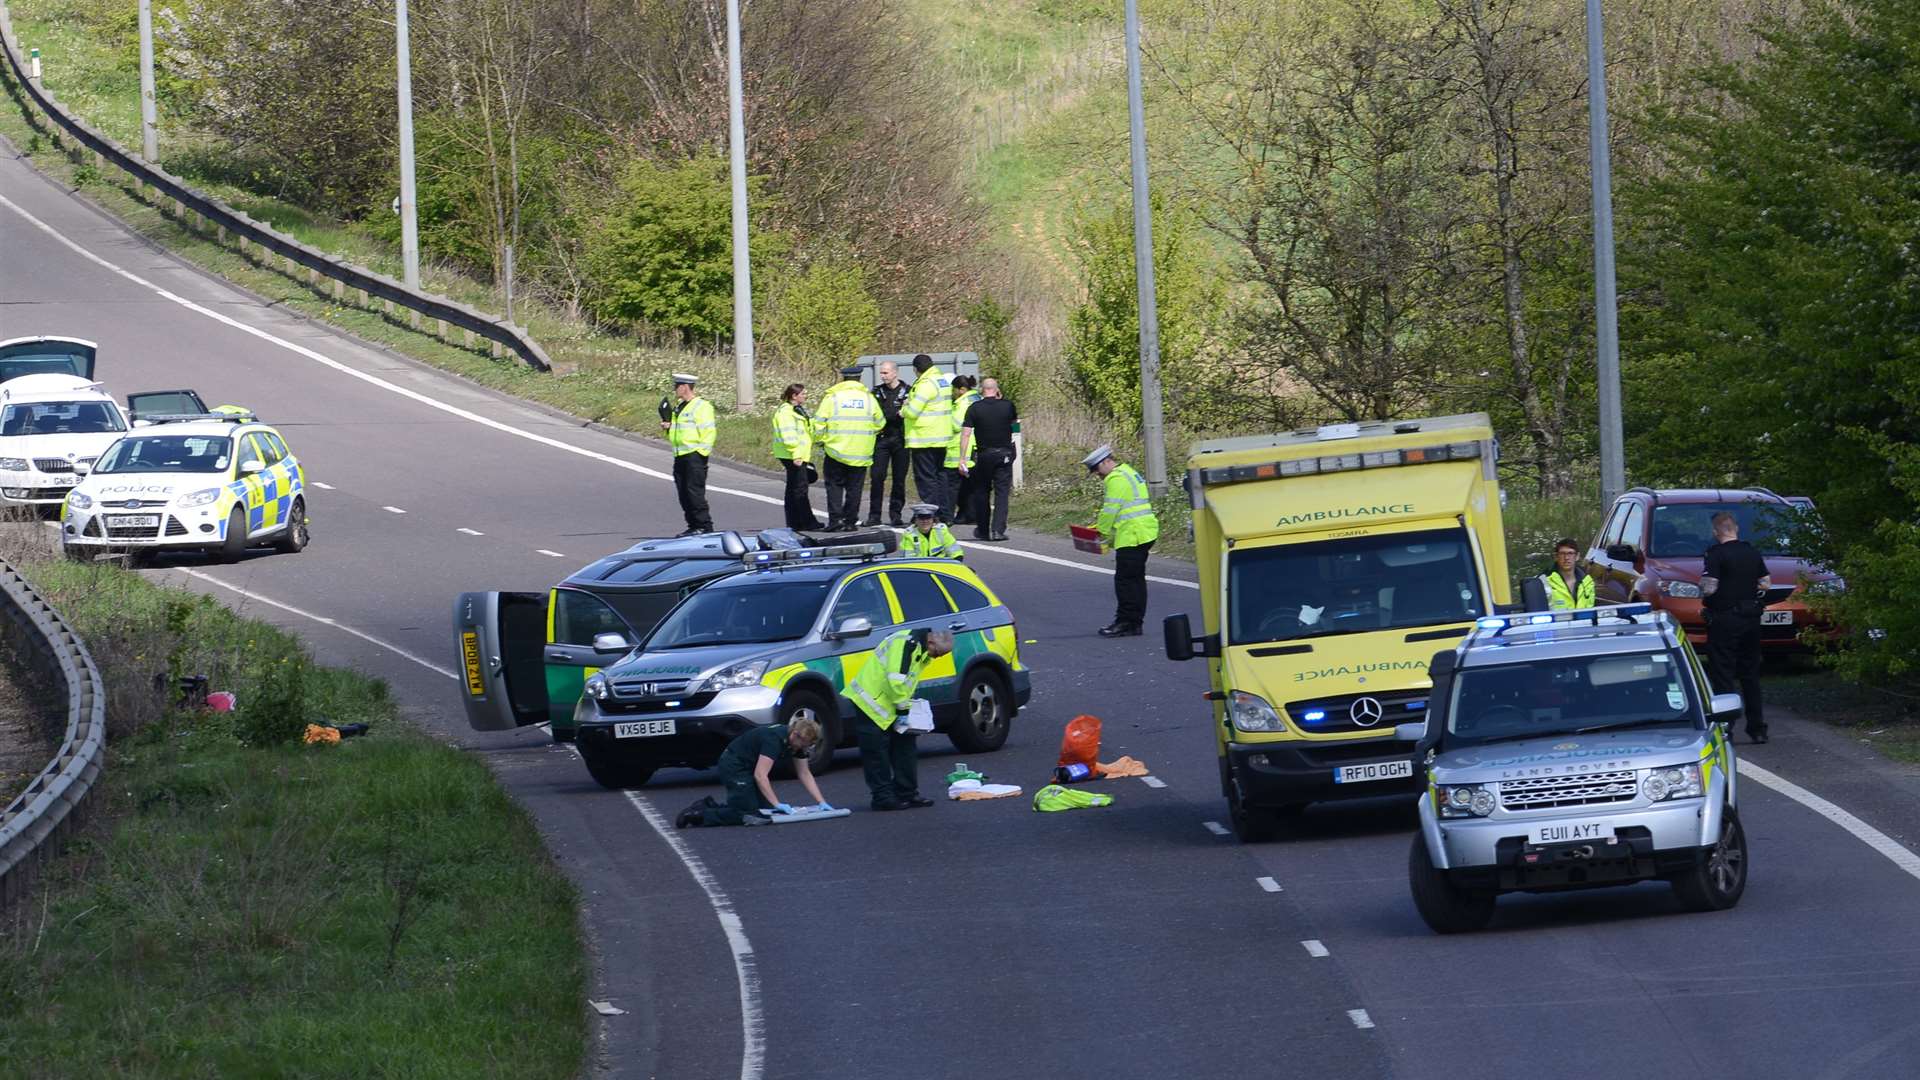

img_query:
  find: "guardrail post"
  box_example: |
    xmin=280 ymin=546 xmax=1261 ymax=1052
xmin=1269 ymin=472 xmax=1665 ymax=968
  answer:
xmin=490 ymin=340 xmax=502 ymax=359
xmin=408 ymin=310 xmax=420 ymax=330
xmin=217 ymin=223 xmax=227 ymax=243
xmin=435 ymin=318 xmax=447 ymax=339
xmin=463 ymin=329 xmax=475 ymax=348
xmin=357 ymin=288 xmax=369 ymax=306
xmin=332 ymin=279 xmax=344 ymax=302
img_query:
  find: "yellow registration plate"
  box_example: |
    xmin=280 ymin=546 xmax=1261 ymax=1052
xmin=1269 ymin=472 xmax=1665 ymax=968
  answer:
xmin=461 ymin=631 xmax=485 ymax=697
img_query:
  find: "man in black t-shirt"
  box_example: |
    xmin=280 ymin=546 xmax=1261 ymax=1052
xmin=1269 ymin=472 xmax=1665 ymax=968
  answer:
xmin=866 ymin=360 xmax=911 ymax=527
xmin=958 ymin=378 xmax=1018 ymax=540
xmin=676 ymin=719 xmax=830 ymax=826
xmin=1701 ymin=510 xmax=1772 ymax=743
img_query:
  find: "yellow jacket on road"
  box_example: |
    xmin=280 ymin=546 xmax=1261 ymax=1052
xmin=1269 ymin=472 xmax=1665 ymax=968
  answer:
xmin=668 ymin=397 xmax=716 ymax=457
xmin=816 ymin=380 xmax=883 ymax=466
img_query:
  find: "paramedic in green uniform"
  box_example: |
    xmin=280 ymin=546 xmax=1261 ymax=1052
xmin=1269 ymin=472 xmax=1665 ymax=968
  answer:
xmin=675 ymin=717 xmax=829 ymax=827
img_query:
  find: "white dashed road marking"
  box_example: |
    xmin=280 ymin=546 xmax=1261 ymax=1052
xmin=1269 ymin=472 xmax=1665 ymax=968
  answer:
xmin=1141 ymin=775 xmax=1167 ymax=788
xmin=311 ymin=480 xmax=335 ymax=490
xmin=1302 ymin=940 xmax=1329 ymax=958
xmin=1348 ymin=1009 xmax=1375 ymax=1030
xmin=382 ymin=505 xmax=406 ymax=514
xmin=1256 ymin=876 xmax=1282 ymax=893
xmin=536 ymin=549 xmax=565 ymax=558
xmin=1203 ymin=821 xmax=1230 ymax=836
xmin=457 ymin=527 xmax=483 ymax=536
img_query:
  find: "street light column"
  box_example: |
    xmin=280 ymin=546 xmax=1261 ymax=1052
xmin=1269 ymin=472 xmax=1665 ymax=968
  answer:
xmin=1587 ymin=0 xmax=1626 ymax=505
xmin=725 ymin=0 xmax=755 ymax=412
xmin=395 ymin=0 xmax=421 ymax=291
xmin=137 ymin=0 xmax=157 ymax=163
xmin=1125 ymin=0 xmax=1168 ymax=499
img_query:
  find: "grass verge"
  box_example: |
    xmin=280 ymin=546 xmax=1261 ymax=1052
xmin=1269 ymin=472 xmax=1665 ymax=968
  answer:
xmin=0 ymin=557 xmax=585 ymax=1077
xmin=1766 ymin=658 xmax=1920 ymax=765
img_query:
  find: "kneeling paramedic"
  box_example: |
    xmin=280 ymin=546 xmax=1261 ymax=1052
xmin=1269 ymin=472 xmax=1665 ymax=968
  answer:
xmin=850 ymin=628 xmax=954 ymax=810
xmin=900 ymin=503 xmax=963 ymax=560
xmin=676 ymin=717 xmax=830 ymax=827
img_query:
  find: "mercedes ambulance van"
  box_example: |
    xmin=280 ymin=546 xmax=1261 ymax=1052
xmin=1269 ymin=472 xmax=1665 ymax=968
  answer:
xmin=1163 ymin=414 xmax=1511 ymax=841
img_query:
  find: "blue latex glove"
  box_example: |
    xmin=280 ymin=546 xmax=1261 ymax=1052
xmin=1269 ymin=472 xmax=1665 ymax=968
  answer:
xmin=774 ymin=802 xmax=794 ymax=815
xmin=815 ymin=802 xmax=835 ymax=813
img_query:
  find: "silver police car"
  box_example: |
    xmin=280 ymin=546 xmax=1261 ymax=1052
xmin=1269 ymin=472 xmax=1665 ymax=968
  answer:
xmin=1401 ymin=604 xmax=1747 ymax=932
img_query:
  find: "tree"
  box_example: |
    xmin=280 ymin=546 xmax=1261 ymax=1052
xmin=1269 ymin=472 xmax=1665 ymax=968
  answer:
xmin=763 ymin=255 xmax=882 ymax=370
xmin=1622 ymin=0 xmax=1920 ymax=676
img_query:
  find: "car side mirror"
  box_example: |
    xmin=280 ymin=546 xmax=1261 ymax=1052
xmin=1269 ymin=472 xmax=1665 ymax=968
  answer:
xmin=1394 ymin=721 xmax=1428 ymax=744
xmin=1708 ymin=692 xmax=1743 ymax=725
xmin=239 ymin=460 xmax=265 ymax=475
xmin=591 ymin=632 xmax=631 ymax=654
xmin=1161 ymin=613 xmax=1216 ymax=661
xmin=72 ymin=461 xmax=91 ymax=475
xmin=1606 ymin=543 xmax=1637 ymax=562
xmin=828 ymin=616 xmax=873 ymax=640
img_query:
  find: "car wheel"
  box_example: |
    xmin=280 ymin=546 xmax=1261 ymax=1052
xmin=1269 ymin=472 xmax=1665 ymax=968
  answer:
xmin=274 ymin=498 xmax=309 ymax=554
xmin=947 ymin=667 xmax=1011 ymax=753
xmin=1409 ymin=833 xmax=1496 ymax=933
xmin=582 ymin=748 xmax=655 ymax=790
xmin=216 ymin=507 xmax=248 ymax=563
xmin=1227 ymin=770 xmax=1278 ymax=844
xmin=774 ymin=690 xmax=836 ymax=778
xmin=1673 ymin=808 xmax=1747 ymax=912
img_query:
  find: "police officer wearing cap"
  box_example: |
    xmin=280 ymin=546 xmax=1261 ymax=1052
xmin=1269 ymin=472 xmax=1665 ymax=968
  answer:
xmin=815 ymin=365 xmax=883 ymax=531
xmin=663 ymin=373 xmax=715 ymax=535
xmin=1084 ymin=445 xmax=1158 ymax=636
xmin=900 ymin=503 xmax=963 ymax=560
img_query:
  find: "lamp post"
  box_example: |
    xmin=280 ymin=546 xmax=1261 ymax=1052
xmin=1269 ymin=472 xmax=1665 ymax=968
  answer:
xmin=137 ymin=0 xmax=157 ymax=163
xmin=1587 ymin=0 xmax=1625 ymax=504
xmin=395 ymin=0 xmax=421 ymax=291
xmin=725 ymin=0 xmax=755 ymax=411
xmin=1124 ymin=0 xmax=1167 ymax=498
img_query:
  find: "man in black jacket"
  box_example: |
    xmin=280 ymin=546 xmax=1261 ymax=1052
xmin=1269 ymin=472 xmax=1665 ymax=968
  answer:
xmin=1701 ymin=510 xmax=1772 ymax=743
xmin=865 ymin=359 xmax=911 ymax=527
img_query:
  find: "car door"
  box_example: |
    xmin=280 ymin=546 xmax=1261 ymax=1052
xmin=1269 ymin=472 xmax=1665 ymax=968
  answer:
xmin=881 ymin=568 xmax=962 ymax=701
xmin=233 ymin=432 xmax=273 ymax=536
xmin=823 ymin=570 xmax=898 ymax=701
xmin=933 ymin=570 xmax=1021 ymax=672
xmin=454 ymin=591 xmax=550 ymax=731
xmin=544 ymin=586 xmax=641 ymax=736
xmin=259 ymin=430 xmax=301 ymax=526
xmin=125 ymin=389 xmax=208 ymax=424
xmin=1588 ymin=500 xmax=1635 ymax=604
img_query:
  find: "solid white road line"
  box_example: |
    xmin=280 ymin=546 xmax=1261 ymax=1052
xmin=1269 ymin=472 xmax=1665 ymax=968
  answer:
xmin=0 ymin=191 xmax=1198 ymax=594
xmin=1203 ymin=821 xmax=1230 ymax=836
xmin=1256 ymin=876 xmax=1282 ymax=893
xmin=1302 ymin=939 xmax=1330 ymax=958
xmin=536 ymin=549 xmax=565 ymax=558
xmin=177 ymin=569 xmax=459 ymax=680
xmin=382 ymin=505 xmax=407 ymax=514
xmin=1738 ymin=759 xmax=1920 ymax=883
xmin=457 ymin=527 xmax=484 ymax=536
xmin=1141 ymin=775 xmax=1167 ymax=788
xmin=1347 ymin=1009 xmax=1375 ymax=1030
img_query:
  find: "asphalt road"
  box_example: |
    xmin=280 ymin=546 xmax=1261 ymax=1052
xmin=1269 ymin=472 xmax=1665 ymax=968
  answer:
xmin=7 ymin=140 xmax=1920 ymax=1080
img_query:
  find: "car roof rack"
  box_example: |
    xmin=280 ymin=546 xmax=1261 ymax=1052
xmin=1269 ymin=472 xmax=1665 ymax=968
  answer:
xmin=141 ymin=411 xmax=256 ymax=425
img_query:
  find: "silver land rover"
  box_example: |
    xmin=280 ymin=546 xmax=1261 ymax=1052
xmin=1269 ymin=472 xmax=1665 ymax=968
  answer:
xmin=1400 ymin=604 xmax=1748 ymax=933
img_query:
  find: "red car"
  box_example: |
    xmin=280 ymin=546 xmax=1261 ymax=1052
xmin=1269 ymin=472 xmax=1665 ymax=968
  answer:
xmin=1583 ymin=487 xmax=1841 ymax=652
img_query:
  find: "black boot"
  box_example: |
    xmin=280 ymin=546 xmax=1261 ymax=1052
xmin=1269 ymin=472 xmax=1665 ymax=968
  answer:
xmin=1098 ymin=621 xmax=1142 ymax=637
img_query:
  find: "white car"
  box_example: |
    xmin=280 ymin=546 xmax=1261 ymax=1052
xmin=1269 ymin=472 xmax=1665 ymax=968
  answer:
xmin=60 ymin=412 xmax=310 ymax=564
xmin=0 ymin=375 xmax=131 ymax=508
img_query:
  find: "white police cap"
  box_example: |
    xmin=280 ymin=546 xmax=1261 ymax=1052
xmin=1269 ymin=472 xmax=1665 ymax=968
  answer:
xmin=671 ymin=372 xmax=699 ymax=386
xmin=1081 ymin=444 xmax=1114 ymax=471
xmin=910 ymin=503 xmax=939 ymax=518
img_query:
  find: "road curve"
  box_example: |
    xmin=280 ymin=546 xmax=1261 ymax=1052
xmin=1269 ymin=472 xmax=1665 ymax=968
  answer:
xmin=8 ymin=139 xmax=1920 ymax=1080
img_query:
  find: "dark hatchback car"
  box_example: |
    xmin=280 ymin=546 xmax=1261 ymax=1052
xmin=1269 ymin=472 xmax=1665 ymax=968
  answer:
xmin=1583 ymin=487 xmax=1840 ymax=652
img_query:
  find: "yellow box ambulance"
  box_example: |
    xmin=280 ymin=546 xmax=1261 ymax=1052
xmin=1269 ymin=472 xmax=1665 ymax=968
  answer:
xmin=1163 ymin=414 xmax=1511 ymax=841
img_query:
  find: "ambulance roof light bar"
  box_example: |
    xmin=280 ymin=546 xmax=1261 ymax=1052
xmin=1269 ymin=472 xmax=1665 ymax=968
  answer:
xmin=1195 ymin=440 xmax=1483 ymax=488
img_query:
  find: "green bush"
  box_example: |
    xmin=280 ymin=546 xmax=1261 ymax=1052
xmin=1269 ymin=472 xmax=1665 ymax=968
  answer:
xmin=764 ymin=255 xmax=881 ymax=369
xmin=235 ymin=653 xmax=312 ymax=746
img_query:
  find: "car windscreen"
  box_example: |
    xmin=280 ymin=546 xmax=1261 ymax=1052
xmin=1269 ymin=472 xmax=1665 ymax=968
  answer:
xmin=1446 ymin=650 xmax=1696 ymax=746
xmin=1228 ymin=528 xmax=1484 ymax=645
xmin=0 ymin=401 xmax=125 ymax=436
xmin=1649 ymin=502 xmax=1796 ymax=557
xmin=645 ymin=578 xmax=832 ymax=649
xmin=93 ymin=434 xmax=233 ymax=474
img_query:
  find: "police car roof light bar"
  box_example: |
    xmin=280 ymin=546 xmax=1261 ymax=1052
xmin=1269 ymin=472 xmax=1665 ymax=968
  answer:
xmin=143 ymin=411 xmax=256 ymax=425
xmin=1474 ymin=602 xmax=1653 ymax=638
xmin=741 ymin=541 xmax=891 ymax=567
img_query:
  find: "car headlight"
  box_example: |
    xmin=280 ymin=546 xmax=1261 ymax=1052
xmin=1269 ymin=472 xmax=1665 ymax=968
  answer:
xmin=698 ymin=659 xmax=769 ymax=693
xmin=66 ymin=490 xmax=92 ymax=510
xmin=1656 ymin=579 xmax=1702 ymax=599
xmin=176 ymin=488 xmax=222 ymax=508
xmin=1642 ymin=763 xmax=1703 ymax=802
xmin=1228 ymin=690 xmax=1284 ymax=732
xmin=1806 ymin=578 xmax=1845 ymax=596
xmin=1437 ymin=784 xmax=1497 ymax=818
xmin=584 ymin=674 xmax=610 ymax=702
xmin=0 ymin=457 xmax=27 ymax=472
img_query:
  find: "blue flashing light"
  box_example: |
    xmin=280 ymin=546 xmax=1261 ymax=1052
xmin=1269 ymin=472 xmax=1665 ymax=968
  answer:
xmin=1528 ymin=614 xmax=1554 ymax=624
xmin=1302 ymin=709 xmax=1326 ymax=722
xmin=1476 ymin=617 xmax=1506 ymax=629
xmin=1616 ymin=602 xmax=1652 ymax=618
xmin=1405 ymin=700 xmax=1427 ymax=711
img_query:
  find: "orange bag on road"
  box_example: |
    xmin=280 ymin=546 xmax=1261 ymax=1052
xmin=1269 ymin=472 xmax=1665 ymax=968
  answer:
xmin=1058 ymin=714 xmax=1102 ymax=770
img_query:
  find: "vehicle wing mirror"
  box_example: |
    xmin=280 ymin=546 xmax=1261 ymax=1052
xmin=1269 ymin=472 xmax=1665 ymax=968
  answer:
xmin=239 ymin=459 xmax=265 ymax=475
xmin=1708 ymin=692 xmax=1744 ymax=725
xmin=1605 ymin=543 xmax=1636 ymax=562
xmin=72 ymin=460 xmax=91 ymax=475
xmin=1394 ymin=721 xmax=1428 ymax=744
xmin=829 ymin=615 xmax=873 ymax=640
xmin=1163 ymin=613 xmax=1194 ymax=662
xmin=591 ymin=632 xmax=631 ymax=654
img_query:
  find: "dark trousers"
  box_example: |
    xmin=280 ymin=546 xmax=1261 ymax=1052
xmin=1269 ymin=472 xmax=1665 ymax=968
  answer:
xmin=781 ymin=459 xmax=822 ymax=530
xmin=972 ymin=447 xmax=1013 ymax=536
xmin=911 ymin=448 xmax=949 ymax=521
xmin=1705 ymin=611 xmax=1765 ymax=735
xmin=823 ymin=457 xmax=866 ymax=528
xmin=673 ymin=453 xmax=712 ymax=531
xmin=945 ymin=468 xmax=970 ymax=523
xmin=1113 ymin=541 xmax=1153 ymax=626
xmin=868 ymin=437 xmax=908 ymax=522
xmin=856 ymin=719 xmax=919 ymax=805
xmin=695 ymin=769 xmax=770 ymax=826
